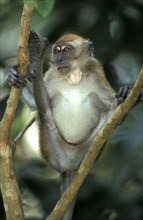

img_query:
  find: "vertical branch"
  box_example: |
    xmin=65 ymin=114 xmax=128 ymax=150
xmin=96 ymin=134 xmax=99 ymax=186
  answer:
xmin=0 ymin=3 xmax=34 ymax=220
xmin=0 ymin=4 xmax=33 ymax=141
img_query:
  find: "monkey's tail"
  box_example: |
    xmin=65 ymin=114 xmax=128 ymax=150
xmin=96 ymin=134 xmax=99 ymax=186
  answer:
xmin=60 ymin=172 xmax=76 ymax=220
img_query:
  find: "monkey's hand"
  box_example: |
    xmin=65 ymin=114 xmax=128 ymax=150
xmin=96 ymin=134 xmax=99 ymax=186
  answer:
xmin=6 ymin=64 xmax=27 ymax=89
xmin=28 ymin=30 xmax=49 ymax=77
xmin=116 ymin=86 xmax=143 ymax=105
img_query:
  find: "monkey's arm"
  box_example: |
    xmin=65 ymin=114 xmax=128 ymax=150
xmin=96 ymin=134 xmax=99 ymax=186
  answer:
xmin=93 ymin=61 xmax=142 ymax=107
xmin=22 ymin=81 xmax=37 ymax=111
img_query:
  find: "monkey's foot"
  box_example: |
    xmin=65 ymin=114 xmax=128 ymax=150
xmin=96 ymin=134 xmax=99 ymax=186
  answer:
xmin=28 ymin=30 xmax=49 ymax=60
xmin=116 ymin=86 xmax=143 ymax=104
xmin=28 ymin=30 xmax=42 ymax=63
xmin=6 ymin=64 xmax=27 ymax=89
xmin=28 ymin=30 xmax=49 ymax=76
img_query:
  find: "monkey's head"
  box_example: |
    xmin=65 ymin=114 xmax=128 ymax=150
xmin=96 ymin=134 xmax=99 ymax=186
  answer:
xmin=50 ymin=34 xmax=94 ymax=84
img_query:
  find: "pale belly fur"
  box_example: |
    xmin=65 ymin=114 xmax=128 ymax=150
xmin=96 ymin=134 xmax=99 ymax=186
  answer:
xmin=52 ymin=89 xmax=99 ymax=144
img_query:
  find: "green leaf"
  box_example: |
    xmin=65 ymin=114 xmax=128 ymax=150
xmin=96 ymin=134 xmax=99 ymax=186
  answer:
xmin=24 ymin=0 xmax=55 ymax=17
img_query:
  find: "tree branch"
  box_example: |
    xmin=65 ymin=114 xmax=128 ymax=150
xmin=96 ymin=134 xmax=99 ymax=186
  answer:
xmin=48 ymin=67 xmax=143 ymax=220
xmin=14 ymin=116 xmax=36 ymax=145
xmin=0 ymin=3 xmax=34 ymax=220
xmin=0 ymin=4 xmax=33 ymax=141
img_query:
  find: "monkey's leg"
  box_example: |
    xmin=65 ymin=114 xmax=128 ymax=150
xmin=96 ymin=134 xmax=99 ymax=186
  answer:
xmin=28 ymin=31 xmax=56 ymax=129
xmin=60 ymin=172 xmax=76 ymax=220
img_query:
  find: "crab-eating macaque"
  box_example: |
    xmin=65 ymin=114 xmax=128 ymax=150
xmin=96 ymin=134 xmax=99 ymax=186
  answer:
xmin=7 ymin=31 xmax=142 ymax=220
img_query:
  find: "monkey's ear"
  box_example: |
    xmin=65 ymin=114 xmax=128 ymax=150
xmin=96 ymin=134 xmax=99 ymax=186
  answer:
xmin=88 ymin=41 xmax=94 ymax=56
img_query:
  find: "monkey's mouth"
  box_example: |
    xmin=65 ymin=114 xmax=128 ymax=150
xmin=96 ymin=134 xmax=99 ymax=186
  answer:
xmin=57 ymin=66 xmax=70 ymax=75
xmin=57 ymin=66 xmax=69 ymax=70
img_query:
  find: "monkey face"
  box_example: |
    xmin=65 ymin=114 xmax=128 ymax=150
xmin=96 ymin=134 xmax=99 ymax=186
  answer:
xmin=50 ymin=34 xmax=94 ymax=84
xmin=55 ymin=46 xmax=71 ymax=71
xmin=51 ymin=44 xmax=75 ymax=75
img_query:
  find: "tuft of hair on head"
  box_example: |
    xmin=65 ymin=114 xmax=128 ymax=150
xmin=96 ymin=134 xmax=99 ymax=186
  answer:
xmin=56 ymin=34 xmax=85 ymax=43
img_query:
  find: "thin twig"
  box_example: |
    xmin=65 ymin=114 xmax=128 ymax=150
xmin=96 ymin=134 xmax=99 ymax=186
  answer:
xmin=14 ymin=116 xmax=36 ymax=145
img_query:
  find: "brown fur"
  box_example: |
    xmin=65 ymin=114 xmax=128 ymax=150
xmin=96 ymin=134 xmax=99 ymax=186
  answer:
xmin=57 ymin=34 xmax=84 ymax=43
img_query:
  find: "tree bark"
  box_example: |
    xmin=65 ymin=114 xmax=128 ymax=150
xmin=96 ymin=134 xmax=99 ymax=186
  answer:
xmin=0 ymin=3 xmax=34 ymax=220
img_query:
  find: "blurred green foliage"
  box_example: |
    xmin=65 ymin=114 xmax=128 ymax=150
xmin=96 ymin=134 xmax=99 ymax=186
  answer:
xmin=0 ymin=0 xmax=143 ymax=220
xmin=25 ymin=0 xmax=56 ymax=17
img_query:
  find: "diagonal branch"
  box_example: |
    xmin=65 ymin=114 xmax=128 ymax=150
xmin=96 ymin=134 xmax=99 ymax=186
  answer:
xmin=14 ymin=116 xmax=36 ymax=145
xmin=48 ymin=67 xmax=143 ymax=220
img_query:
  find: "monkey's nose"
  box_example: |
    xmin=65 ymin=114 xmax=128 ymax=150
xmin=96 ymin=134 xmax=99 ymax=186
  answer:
xmin=58 ymin=57 xmax=63 ymax=63
xmin=56 ymin=54 xmax=69 ymax=69
xmin=57 ymin=55 xmax=64 ymax=64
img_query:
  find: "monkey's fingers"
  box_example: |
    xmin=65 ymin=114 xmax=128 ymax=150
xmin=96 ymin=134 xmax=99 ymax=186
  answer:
xmin=116 ymin=86 xmax=131 ymax=103
xmin=117 ymin=86 xmax=131 ymax=98
xmin=6 ymin=65 xmax=27 ymax=89
xmin=116 ymin=86 xmax=143 ymax=104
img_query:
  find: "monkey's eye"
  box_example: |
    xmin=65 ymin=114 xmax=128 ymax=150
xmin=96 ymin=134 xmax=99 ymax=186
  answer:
xmin=54 ymin=46 xmax=61 ymax=54
xmin=62 ymin=46 xmax=71 ymax=52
